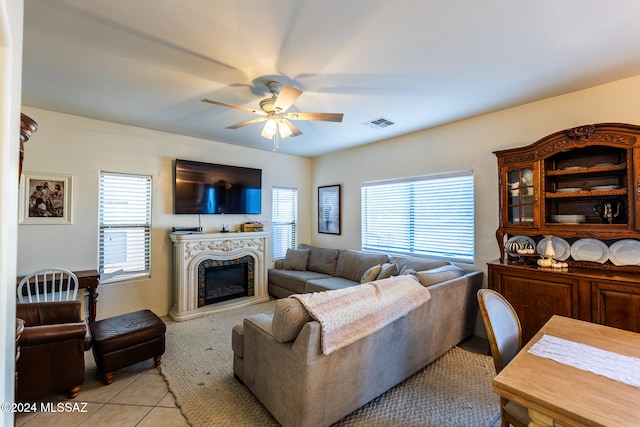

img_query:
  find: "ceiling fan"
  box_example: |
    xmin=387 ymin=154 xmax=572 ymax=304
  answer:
xmin=201 ymin=81 xmax=343 ymax=151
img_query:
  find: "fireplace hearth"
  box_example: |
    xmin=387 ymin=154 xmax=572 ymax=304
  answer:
xmin=169 ymin=231 xmax=269 ymax=321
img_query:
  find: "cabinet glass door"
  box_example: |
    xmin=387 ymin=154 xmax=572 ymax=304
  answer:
xmin=506 ymin=167 xmax=536 ymax=225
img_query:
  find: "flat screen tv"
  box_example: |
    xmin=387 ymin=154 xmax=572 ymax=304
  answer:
xmin=174 ymin=159 xmax=262 ymax=214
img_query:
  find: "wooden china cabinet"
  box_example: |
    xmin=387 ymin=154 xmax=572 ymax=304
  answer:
xmin=489 ymin=123 xmax=640 ymax=344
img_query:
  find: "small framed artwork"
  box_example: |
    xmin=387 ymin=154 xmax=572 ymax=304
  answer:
xmin=318 ymin=184 xmax=341 ymax=234
xmin=19 ymin=172 xmax=73 ymax=224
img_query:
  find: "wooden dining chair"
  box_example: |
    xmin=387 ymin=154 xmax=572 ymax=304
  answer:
xmin=477 ymin=288 xmax=530 ymax=427
xmin=17 ymin=268 xmax=79 ymax=303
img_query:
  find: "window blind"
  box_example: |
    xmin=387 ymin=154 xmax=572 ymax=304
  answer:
xmin=272 ymin=186 xmax=297 ymax=260
xmin=361 ymin=170 xmax=474 ymax=263
xmin=99 ymin=172 xmax=152 ymax=283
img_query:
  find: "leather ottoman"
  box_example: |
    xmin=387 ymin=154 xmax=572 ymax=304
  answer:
xmin=90 ymin=310 xmax=166 ymax=385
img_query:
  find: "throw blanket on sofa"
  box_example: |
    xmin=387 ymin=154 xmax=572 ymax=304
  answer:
xmin=291 ymin=276 xmax=431 ymax=355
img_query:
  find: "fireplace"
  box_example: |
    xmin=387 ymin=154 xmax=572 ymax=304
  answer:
xmin=198 ymin=256 xmax=253 ymax=307
xmin=169 ymin=231 xmax=269 ymax=321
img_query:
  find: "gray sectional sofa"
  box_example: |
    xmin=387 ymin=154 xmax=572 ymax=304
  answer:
xmin=268 ymin=243 xmax=460 ymax=297
xmin=232 ymin=244 xmax=484 ymax=426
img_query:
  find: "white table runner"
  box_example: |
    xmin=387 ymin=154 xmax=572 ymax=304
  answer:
xmin=528 ymin=334 xmax=640 ymax=388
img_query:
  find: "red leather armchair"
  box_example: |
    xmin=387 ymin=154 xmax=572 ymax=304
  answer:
xmin=16 ymin=301 xmax=91 ymax=401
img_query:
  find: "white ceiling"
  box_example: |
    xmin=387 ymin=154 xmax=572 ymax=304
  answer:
xmin=22 ymin=0 xmax=640 ymax=157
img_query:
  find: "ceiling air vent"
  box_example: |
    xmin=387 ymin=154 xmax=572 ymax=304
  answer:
xmin=364 ymin=117 xmax=395 ymax=129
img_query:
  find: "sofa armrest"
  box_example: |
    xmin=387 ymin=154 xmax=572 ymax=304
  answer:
xmin=291 ymin=320 xmax=322 ymax=361
xmin=17 ymin=301 xmax=82 ymax=326
xmin=19 ymin=322 xmax=88 ymax=346
xmin=245 ymin=313 xmax=274 ymax=336
xmin=274 ymin=259 xmax=284 ymax=269
xmin=243 ymin=312 xmax=322 ymax=363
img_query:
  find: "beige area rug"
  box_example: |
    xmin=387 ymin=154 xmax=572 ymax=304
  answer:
xmin=160 ymin=300 xmax=500 ymax=427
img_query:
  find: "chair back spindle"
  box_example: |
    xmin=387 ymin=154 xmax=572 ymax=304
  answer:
xmin=18 ymin=268 xmax=79 ymax=304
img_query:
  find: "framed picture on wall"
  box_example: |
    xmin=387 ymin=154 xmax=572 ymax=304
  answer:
xmin=318 ymin=184 xmax=341 ymax=234
xmin=19 ymin=172 xmax=73 ymax=224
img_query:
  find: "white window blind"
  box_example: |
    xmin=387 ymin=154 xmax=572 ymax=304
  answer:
xmin=99 ymin=172 xmax=152 ymax=283
xmin=361 ymin=171 xmax=475 ymax=263
xmin=272 ymin=186 xmax=297 ymax=260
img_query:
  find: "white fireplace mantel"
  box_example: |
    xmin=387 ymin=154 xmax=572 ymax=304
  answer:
xmin=169 ymin=231 xmax=270 ymax=321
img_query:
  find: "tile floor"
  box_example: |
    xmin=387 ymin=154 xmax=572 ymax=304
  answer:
xmin=15 ymin=351 xmax=188 ymax=427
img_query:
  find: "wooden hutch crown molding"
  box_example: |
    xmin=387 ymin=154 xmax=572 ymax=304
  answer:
xmin=495 ymin=123 xmax=639 ymax=165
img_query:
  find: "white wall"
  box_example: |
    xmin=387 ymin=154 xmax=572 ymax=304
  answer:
xmin=18 ymin=107 xmax=312 ymax=319
xmin=311 ymin=75 xmax=640 ymax=276
xmin=0 ymin=0 xmax=23 ymax=422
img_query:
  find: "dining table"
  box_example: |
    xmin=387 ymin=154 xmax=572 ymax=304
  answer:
xmin=493 ymin=315 xmax=640 ymax=427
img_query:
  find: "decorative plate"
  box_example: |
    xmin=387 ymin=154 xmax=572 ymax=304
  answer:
xmin=556 ymin=187 xmax=583 ymax=193
xmin=536 ymin=237 xmax=571 ymax=261
xmin=590 ymin=185 xmax=621 ymax=191
xmin=570 ymin=238 xmax=610 ymax=263
xmin=549 ymin=214 xmax=586 ymax=224
xmin=505 ymin=235 xmax=536 ymax=257
xmin=609 ymin=239 xmax=640 ymax=266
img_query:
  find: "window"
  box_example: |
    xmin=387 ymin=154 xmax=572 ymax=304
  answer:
xmin=361 ymin=170 xmax=474 ymax=263
xmin=272 ymin=187 xmax=297 ymax=260
xmin=99 ymin=172 xmax=152 ymax=283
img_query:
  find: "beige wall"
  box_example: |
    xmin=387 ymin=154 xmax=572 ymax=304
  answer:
xmin=18 ymin=107 xmax=312 ymax=319
xmin=311 ymin=75 xmax=640 ymax=276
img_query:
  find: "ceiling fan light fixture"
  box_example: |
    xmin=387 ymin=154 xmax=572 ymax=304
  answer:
xmin=261 ymin=118 xmax=277 ymax=139
xmin=278 ymin=120 xmax=292 ymax=138
xmin=202 ymin=81 xmax=343 ymax=149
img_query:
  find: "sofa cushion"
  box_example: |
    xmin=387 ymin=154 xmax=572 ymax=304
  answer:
xmin=334 ymin=250 xmax=389 ymax=282
xmin=399 ymin=265 xmax=416 ymax=276
xmin=299 ymin=244 xmax=340 ymax=275
xmin=304 ymin=277 xmax=356 ymax=293
xmin=268 ymin=269 xmax=332 ymax=294
xmin=412 ymin=264 xmax=465 ymax=287
xmin=283 ymin=249 xmax=310 ymax=271
xmin=272 ymin=298 xmax=312 ymax=343
xmin=377 ymin=263 xmax=398 ymax=280
xmin=389 ymin=256 xmax=451 ymax=273
xmin=360 ymin=264 xmax=382 ymax=283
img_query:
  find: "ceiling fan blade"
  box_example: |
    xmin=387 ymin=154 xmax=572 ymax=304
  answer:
xmin=226 ymin=117 xmax=267 ymax=129
xmin=281 ymin=119 xmax=303 ymax=137
xmin=201 ymin=98 xmax=265 ymax=115
xmin=284 ymin=112 xmax=344 ymax=122
xmin=273 ymin=84 xmax=302 ymax=112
